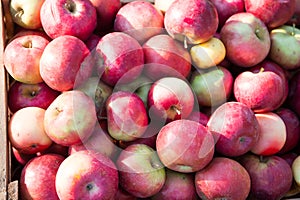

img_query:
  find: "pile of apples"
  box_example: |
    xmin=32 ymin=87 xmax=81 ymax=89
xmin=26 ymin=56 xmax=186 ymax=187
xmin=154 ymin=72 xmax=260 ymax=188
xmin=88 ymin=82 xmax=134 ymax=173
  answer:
xmin=3 ymin=0 xmax=300 ymax=199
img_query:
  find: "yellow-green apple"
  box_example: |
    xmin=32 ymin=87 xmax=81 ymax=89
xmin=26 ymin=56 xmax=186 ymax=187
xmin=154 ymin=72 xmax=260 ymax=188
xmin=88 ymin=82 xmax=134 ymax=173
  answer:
xmin=55 ymin=150 xmax=118 ymax=199
xmin=187 ymin=110 xmax=209 ymax=126
xmin=4 ymin=30 xmax=50 ymax=84
xmin=39 ymin=35 xmax=92 ymax=92
xmin=106 ymin=91 xmax=148 ymax=142
xmin=95 ymin=32 xmax=144 ymax=86
xmin=154 ymin=0 xmax=176 ymax=13
xmin=143 ymin=34 xmax=191 ymax=80
xmin=233 ymin=67 xmax=286 ymax=113
xmin=152 ymin=169 xmax=198 ymax=200
xmin=116 ymin=144 xmax=166 ymax=198
xmin=195 ymin=157 xmax=251 ymax=200
xmin=269 ymin=25 xmax=300 ymax=70
xmin=8 ymin=81 xmax=60 ymax=114
xmin=251 ymin=112 xmax=286 ymax=156
xmin=10 ymin=0 xmax=45 ymax=29
xmin=190 ymin=66 xmax=233 ymax=107
xmin=44 ymin=90 xmax=97 ymax=146
xmin=292 ymin=155 xmax=300 ymax=187
xmin=207 ymin=102 xmax=260 ymax=157
xmin=288 ymin=71 xmax=300 ymax=116
xmin=244 ymin=0 xmax=296 ymax=29
xmin=114 ymin=1 xmax=164 ymax=44
xmin=40 ymin=0 xmax=97 ymax=41
xmin=220 ymin=12 xmax=270 ymax=67
xmin=239 ymin=154 xmax=293 ymax=200
xmin=156 ymin=119 xmax=215 ymax=173
xmin=8 ymin=107 xmax=53 ymax=154
xmin=20 ymin=154 xmax=65 ymax=200
xmin=164 ymin=0 xmax=218 ymax=45
xmin=148 ymin=77 xmax=194 ymax=122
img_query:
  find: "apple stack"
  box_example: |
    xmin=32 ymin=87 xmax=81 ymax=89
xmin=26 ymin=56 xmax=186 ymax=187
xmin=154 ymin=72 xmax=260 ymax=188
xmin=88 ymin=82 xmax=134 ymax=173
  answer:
xmin=2 ymin=0 xmax=300 ymax=199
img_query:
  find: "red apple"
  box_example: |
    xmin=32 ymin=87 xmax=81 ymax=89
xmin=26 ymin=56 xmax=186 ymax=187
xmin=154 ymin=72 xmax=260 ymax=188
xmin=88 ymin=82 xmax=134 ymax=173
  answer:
xmin=40 ymin=0 xmax=97 ymax=40
xmin=40 ymin=142 xmax=69 ymax=158
xmin=287 ymin=0 xmax=300 ymax=26
xmin=187 ymin=110 xmax=209 ymax=126
xmin=114 ymin=186 xmax=138 ymax=200
xmin=288 ymin=70 xmax=300 ymax=116
xmin=195 ymin=157 xmax=251 ymax=200
xmin=85 ymin=33 xmax=101 ymax=51
xmin=12 ymin=147 xmax=36 ymax=166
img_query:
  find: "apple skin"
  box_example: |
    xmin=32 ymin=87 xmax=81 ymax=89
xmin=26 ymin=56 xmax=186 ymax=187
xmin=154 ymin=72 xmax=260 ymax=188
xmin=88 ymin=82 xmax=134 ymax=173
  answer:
xmin=12 ymin=147 xmax=36 ymax=166
xmin=164 ymin=0 xmax=219 ymax=45
xmin=239 ymin=154 xmax=293 ymax=200
xmin=195 ymin=157 xmax=251 ymax=200
xmin=244 ymin=0 xmax=296 ymax=29
xmin=220 ymin=12 xmax=271 ymax=68
xmin=20 ymin=154 xmax=65 ymax=200
xmin=44 ymin=90 xmax=97 ymax=146
xmin=85 ymin=34 xmax=101 ymax=51
xmin=8 ymin=107 xmax=53 ymax=154
xmin=8 ymin=81 xmax=60 ymax=114
xmin=116 ymin=144 xmax=166 ymax=198
xmin=156 ymin=119 xmax=215 ymax=173
xmin=56 ymin=150 xmax=119 ymax=199
xmin=114 ymin=1 xmax=164 ymax=44
xmin=287 ymin=0 xmax=300 ymax=26
xmin=95 ymin=32 xmax=144 ymax=86
xmin=4 ymin=31 xmax=50 ymax=84
xmin=10 ymin=0 xmax=45 ymax=29
xmin=233 ymin=68 xmax=286 ymax=113
xmin=143 ymin=34 xmax=191 ymax=80
xmin=154 ymin=0 xmax=176 ymax=13
xmin=40 ymin=0 xmax=97 ymax=41
xmin=187 ymin=111 xmax=209 ymax=126
xmin=207 ymin=101 xmax=260 ymax=157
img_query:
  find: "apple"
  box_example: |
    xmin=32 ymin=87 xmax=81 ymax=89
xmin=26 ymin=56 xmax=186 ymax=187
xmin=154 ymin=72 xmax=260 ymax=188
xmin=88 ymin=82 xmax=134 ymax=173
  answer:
xmin=44 ymin=90 xmax=97 ymax=146
xmin=114 ymin=186 xmax=138 ymax=200
xmin=154 ymin=0 xmax=176 ymax=13
xmin=287 ymin=0 xmax=300 ymax=26
xmin=95 ymin=32 xmax=144 ymax=86
xmin=164 ymin=0 xmax=218 ymax=45
xmin=114 ymin=0 xmax=164 ymax=44
xmin=251 ymin=112 xmax=287 ymax=156
xmin=85 ymin=33 xmax=101 ymax=51
xmin=207 ymin=101 xmax=259 ymax=157
xmin=292 ymin=155 xmax=300 ymax=186
xmin=288 ymin=70 xmax=300 ymax=116
xmin=190 ymin=66 xmax=233 ymax=107
xmin=233 ymin=67 xmax=286 ymax=113
xmin=269 ymin=25 xmax=300 ymax=70
xmin=12 ymin=147 xmax=36 ymax=166
xmin=20 ymin=154 xmax=65 ymax=199
xmin=40 ymin=0 xmax=97 ymax=41
xmin=244 ymin=0 xmax=296 ymax=29
xmin=156 ymin=119 xmax=215 ymax=173
xmin=195 ymin=157 xmax=251 ymax=200
xmin=106 ymin=91 xmax=149 ymax=142
xmin=116 ymin=144 xmax=166 ymax=198
xmin=9 ymin=0 xmax=45 ymax=29
xmin=240 ymin=154 xmax=293 ymax=200
xmin=148 ymin=77 xmax=194 ymax=122
xmin=8 ymin=107 xmax=53 ymax=154
xmin=143 ymin=34 xmax=191 ymax=80
xmin=39 ymin=35 xmax=93 ymax=92
xmin=187 ymin=110 xmax=209 ymax=126
xmin=56 ymin=150 xmax=118 ymax=199
xmin=3 ymin=30 xmax=50 ymax=84
xmin=39 ymin=142 xmax=69 ymax=158
xmin=220 ymin=12 xmax=271 ymax=68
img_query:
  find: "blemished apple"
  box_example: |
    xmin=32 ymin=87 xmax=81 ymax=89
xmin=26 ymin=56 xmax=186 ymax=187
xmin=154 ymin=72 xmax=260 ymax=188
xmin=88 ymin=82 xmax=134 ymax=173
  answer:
xmin=148 ymin=77 xmax=194 ymax=122
xmin=164 ymin=0 xmax=218 ymax=45
xmin=40 ymin=0 xmax=97 ymax=41
xmin=251 ymin=112 xmax=287 ymax=156
xmin=44 ymin=90 xmax=97 ymax=146
xmin=288 ymin=70 xmax=300 ymax=116
xmin=239 ymin=154 xmax=293 ymax=200
xmin=156 ymin=119 xmax=215 ymax=173
xmin=190 ymin=66 xmax=233 ymax=107
xmin=106 ymin=91 xmax=149 ymax=142
xmin=207 ymin=101 xmax=259 ymax=157
xmin=195 ymin=157 xmax=251 ymax=200
xmin=95 ymin=32 xmax=144 ymax=86
xmin=154 ymin=0 xmax=176 ymax=13
xmin=10 ymin=0 xmax=45 ymax=29
xmin=56 ymin=150 xmax=119 ymax=199
xmin=8 ymin=107 xmax=53 ymax=154
xmin=116 ymin=144 xmax=166 ymax=198
xmin=220 ymin=12 xmax=270 ymax=67
xmin=20 ymin=154 xmax=65 ymax=200
xmin=187 ymin=110 xmax=209 ymax=126
xmin=244 ymin=0 xmax=296 ymax=29
xmin=143 ymin=34 xmax=191 ymax=80
xmin=114 ymin=0 xmax=164 ymax=44
xmin=269 ymin=25 xmax=300 ymax=70
xmin=3 ymin=30 xmax=50 ymax=84
xmin=39 ymin=35 xmax=93 ymax=92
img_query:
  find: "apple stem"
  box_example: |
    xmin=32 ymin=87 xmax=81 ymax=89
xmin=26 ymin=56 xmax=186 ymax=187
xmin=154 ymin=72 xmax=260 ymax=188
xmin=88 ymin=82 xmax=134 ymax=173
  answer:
xmin=172 ymin=106 xmax=181 ymax=116
xmin=184 ymin=36 xmax=188 ymax=49
xmin=64 ymin=0 xmax=76 ymax=13
xmin=15 ymin=8 xmax=24 ymax=18
xmin=292 ymin=23 xmax=296 ymax=36
xmin=259 ymin=67 xmax=265 ymax=73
